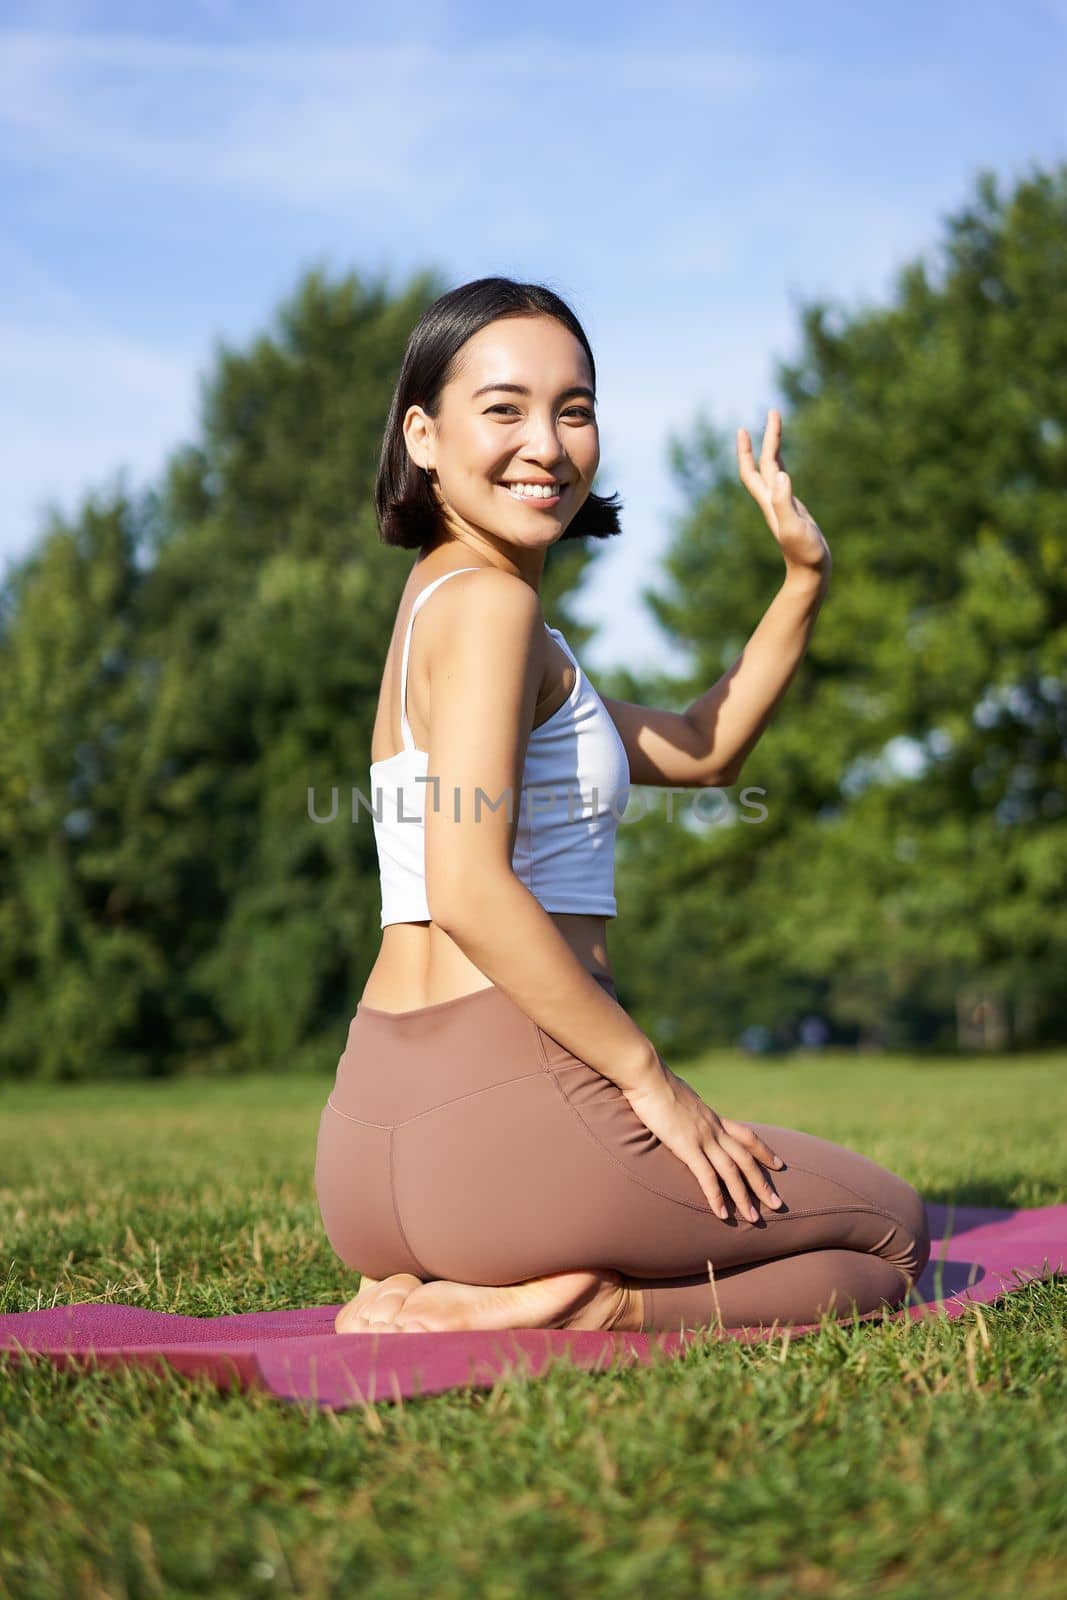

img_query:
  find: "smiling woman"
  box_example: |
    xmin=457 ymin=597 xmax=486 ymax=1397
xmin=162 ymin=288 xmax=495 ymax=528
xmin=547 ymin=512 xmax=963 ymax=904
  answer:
xmin=314 ymin=274 xmax=929 ymax=1339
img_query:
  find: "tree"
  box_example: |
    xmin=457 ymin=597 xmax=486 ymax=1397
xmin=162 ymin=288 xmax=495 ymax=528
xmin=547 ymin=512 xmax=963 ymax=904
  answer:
xmin=610 ymin=163 xmax=1067 ymax=1052
xmin=0 ymin=484 xmax=156 ymax=1078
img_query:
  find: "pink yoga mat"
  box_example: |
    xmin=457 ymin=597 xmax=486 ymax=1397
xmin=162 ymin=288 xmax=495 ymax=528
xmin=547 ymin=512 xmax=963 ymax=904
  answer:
xmin=2 ymin=1202 xmax=1063 ymax=1411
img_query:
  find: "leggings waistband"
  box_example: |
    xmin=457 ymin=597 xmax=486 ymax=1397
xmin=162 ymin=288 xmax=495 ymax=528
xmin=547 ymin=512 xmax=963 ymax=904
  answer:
xmin=329 ymin=971 xmax=617 ymax=1126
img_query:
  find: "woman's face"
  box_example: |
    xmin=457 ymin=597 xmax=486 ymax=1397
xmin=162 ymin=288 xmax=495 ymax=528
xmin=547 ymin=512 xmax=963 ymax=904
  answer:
xmin=404 ymin=314 xmax=600 ymax=558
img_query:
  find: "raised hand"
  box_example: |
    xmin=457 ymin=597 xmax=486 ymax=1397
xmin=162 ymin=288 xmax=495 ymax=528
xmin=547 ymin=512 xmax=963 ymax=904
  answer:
xmin=737 ymin=409 xmax=831 ymax=576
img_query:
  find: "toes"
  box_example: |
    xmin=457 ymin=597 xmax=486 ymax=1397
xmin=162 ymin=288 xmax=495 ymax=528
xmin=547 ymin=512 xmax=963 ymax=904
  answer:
xmin=334 ymin=1271 xmax=425 ymax=1334
xmin=393 ymin=1285 xmax=462 ymax=1333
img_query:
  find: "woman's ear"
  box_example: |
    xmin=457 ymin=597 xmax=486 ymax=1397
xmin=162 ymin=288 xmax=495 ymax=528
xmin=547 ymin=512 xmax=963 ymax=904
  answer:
xmin=402 ymin=405 xmax=434 ymax=473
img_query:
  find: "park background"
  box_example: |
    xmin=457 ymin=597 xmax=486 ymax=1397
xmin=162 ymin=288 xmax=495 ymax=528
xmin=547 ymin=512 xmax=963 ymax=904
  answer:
xmin=1 ymin=1 xmax=1065 ymax=1080
xmin=3 ymin=10 xmax=1066 ymax=1600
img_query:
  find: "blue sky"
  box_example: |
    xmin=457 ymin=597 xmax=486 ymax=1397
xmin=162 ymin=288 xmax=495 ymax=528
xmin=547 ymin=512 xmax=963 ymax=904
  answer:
xmin=2 ymin=1 xmax=1065 ymax=673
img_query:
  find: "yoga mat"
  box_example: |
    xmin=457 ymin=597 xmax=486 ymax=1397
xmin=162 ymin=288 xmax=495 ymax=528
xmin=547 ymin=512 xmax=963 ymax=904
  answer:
xmin=2 ymin=1202 xmax=1063 ymax=1411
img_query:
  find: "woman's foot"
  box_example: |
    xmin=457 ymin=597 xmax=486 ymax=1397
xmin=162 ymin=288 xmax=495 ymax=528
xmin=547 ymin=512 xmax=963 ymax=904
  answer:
xmin=391 ymin=1267 xmax=642 ymax=1334
xmin=334 ymin=1268 xmax=644 ymax=1335
xmin=334 ymin=1272 xmax=423 ymax=1333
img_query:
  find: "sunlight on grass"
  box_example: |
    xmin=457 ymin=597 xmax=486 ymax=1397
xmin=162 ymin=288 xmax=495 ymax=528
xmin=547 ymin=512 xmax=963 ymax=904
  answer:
xmin=2 ymin=1057 xmax=1065 ymax=1598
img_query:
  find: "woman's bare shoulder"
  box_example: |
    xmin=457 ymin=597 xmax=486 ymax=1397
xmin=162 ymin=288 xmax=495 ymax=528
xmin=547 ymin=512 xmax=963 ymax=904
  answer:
xmin=420 ymin=564 xmax=544 ymax=646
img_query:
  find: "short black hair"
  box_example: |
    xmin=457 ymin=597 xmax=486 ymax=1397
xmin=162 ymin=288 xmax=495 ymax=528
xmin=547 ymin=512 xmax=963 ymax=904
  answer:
xmin=375 ymin=276 xmax=623 ymax=549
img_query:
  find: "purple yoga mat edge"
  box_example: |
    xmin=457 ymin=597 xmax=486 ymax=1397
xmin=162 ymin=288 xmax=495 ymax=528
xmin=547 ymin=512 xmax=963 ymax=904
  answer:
xmin=2 ymin=1201 xmax=1064 ymax=1409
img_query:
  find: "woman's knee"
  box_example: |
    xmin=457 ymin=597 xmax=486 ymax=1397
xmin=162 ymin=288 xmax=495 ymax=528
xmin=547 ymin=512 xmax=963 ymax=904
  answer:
xmin=757 ymin=1123 xmax=931 ymax=1286
xmin=885 ymin=1174 xmax=931 ymax=1285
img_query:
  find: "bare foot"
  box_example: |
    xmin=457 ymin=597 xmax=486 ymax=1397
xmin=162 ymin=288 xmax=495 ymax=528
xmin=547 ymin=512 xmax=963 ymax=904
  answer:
xmin=334 ymin=1272 xmax=424 ymax=1334
xmin=391 ymin=1268 xmax=643 ymax=1334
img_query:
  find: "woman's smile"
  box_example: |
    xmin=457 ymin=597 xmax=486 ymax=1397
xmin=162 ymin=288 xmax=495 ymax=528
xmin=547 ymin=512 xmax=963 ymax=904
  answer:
xmin=498 ymin=481 xmax=566 ymax=508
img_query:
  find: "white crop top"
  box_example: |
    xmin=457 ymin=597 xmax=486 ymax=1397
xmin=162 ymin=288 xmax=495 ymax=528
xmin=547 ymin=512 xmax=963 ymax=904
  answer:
xmin=368 ymin=567 xmax=631 ymax=927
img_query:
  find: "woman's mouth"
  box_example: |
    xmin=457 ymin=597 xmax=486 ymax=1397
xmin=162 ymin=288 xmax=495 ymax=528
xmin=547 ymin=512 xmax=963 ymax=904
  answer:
xmin=498 ymin=482 xmax=565 ymax=508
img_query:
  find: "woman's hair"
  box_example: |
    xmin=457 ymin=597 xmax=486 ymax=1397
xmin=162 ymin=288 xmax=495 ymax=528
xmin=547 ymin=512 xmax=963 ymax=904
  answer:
xmin=375 ymin=276 xmax=623 ymax=549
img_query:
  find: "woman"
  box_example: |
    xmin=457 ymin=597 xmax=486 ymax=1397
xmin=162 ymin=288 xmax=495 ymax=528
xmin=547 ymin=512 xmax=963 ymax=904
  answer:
xmin=314 ymin=276 xmax=930 ymax=1336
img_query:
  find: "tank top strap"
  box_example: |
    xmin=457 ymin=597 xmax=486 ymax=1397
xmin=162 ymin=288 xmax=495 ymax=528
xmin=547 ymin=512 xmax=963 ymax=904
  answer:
xmin=398 ymin=567 xmax=484 ymax=751
xmin=548 ymin=624 xmax=579 ymax=670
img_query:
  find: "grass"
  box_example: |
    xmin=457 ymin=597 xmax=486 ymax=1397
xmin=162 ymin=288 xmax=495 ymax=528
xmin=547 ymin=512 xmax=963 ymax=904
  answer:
xmin=1 ymin=1046 xmax=1066 ymax=1599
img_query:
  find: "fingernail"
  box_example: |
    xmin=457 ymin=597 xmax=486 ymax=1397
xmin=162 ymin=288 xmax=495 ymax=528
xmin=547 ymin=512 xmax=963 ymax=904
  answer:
xmin=748 ymin=1207 xmax=759 ymax=1222
xmin=769 ymin=1194 xmax=783 ymax=1207
xmin=774 ymin=1157 xmax=785 ymax=1168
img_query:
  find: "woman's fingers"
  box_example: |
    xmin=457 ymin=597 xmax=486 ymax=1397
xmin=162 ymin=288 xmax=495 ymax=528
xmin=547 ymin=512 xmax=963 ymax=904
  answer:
xmin=737 ymin=409 xmax=790 ymax=525
xmin=721 ymin=1117 xmax=786 ymax=1172
xmin=704 ymin=1143 xmax=762 ymax=1222
xmin=759 ymin=408 xmax=782 ymax=486
xmin=736 ymin=428 xmax=770 ymax=509
xmin=698 ymin=1121 xmax=785 ymax=1220
xmin=718 ymin=1133 xmax=784 ymax=1212
xmin=687 ymin=1147 xmax=729 ymax=1219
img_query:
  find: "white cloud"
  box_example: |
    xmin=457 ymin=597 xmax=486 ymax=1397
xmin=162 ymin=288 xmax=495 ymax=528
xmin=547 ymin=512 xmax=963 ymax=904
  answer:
xmin=0 ymin=30 xmax=772 ymax=210
xmin=0 ymin=22 xmax=775 ymax=632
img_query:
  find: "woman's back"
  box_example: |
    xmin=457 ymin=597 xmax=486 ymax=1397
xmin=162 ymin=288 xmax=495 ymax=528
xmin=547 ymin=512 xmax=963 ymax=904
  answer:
xmin=360 ymin=557 xmax=628 ymax=1013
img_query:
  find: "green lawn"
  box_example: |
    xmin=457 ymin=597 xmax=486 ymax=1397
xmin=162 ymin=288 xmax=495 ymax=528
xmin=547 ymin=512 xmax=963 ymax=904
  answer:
xmin=2 ymin=1048 xmax=1066 ymax=1599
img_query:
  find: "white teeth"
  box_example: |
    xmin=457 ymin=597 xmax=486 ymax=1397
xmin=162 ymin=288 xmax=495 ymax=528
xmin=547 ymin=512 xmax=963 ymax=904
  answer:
xmin=505 ymin=482 xmax=560 ymax=498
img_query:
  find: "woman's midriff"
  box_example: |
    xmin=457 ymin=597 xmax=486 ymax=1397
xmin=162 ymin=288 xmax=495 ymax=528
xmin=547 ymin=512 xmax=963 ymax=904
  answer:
xmin=357 ymin=913 xmax=612 ymax=1014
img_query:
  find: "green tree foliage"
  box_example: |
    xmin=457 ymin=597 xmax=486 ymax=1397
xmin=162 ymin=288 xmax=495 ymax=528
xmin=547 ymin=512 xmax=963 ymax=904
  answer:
xmin=0 ymin=488 xmax=157 ymax=1078
xmin=3 ymin=163 xmax=1064 ymax=1078
xmin=609 ymin=163 xmax=1067 ymax=1053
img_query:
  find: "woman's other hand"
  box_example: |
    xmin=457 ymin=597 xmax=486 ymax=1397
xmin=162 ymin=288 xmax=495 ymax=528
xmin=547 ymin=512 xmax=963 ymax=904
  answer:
xmin=623 ymin=1056 xmax=786 ymax=1222
xmin=737 ymin=408 xmax=831 ymax=577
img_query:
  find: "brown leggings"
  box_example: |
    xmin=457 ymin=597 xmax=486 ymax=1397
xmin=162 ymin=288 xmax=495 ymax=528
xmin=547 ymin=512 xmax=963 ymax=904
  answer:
xmin=314 ymin=975 xmax=931 ymax=1333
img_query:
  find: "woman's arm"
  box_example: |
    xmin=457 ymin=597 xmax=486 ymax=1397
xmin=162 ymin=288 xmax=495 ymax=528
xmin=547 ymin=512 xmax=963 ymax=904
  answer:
xmin=602 ymin=409 xmax=832 ymax=789
xmin=601 ymin=566 xmax=829 ymax=788
xmin=420 ymin=568 xmax=662 ymax=1096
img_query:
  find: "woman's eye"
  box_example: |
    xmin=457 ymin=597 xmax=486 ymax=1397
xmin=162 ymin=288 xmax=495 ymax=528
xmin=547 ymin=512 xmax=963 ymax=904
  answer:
xmin=486 ymin=405 xmax=594 ymax=420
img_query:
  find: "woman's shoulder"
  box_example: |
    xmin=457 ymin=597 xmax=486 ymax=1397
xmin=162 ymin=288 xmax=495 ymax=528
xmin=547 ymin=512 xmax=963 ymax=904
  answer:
xmin=413 ymin=562 xmax=543 ymax=638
